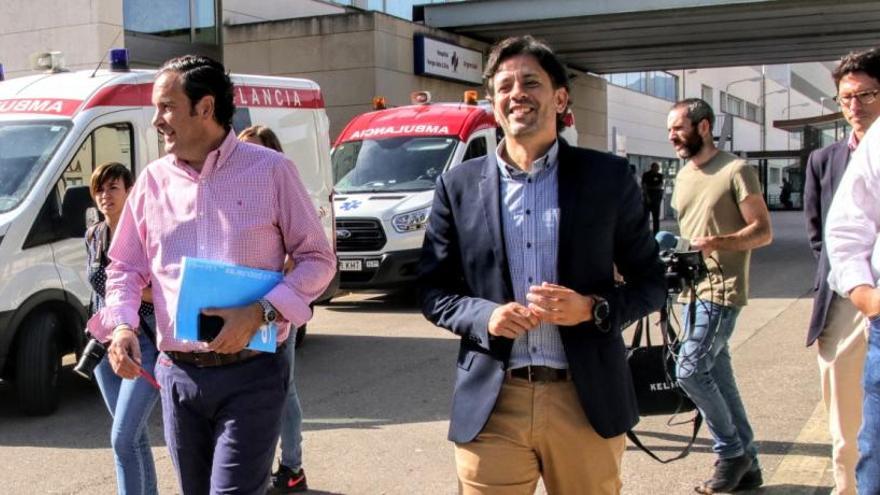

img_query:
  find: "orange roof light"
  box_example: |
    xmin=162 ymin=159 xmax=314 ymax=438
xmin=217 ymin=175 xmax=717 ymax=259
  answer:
xmin=410 ymin=91 xmax=432 ymax=105
xmin=463 ymin=90 xmax=478 ymax=105
xmin=372 ymin=96 xmax=387 ymax=110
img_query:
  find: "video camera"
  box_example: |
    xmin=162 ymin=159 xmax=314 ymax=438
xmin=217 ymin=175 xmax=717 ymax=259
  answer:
xmin=655 ymin=231 xmax=709 ymax=294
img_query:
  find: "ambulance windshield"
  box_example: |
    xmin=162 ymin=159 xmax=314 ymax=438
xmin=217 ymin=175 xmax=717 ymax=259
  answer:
xmin=0 ymin=121 xmax=70 ymax=213
xmin=332 ymin=136 xmax=457 ymax=193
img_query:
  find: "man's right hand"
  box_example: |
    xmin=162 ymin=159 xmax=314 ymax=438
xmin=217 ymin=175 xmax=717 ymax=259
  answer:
xmin=488 ymin=302 xmax=540 ymax=339
xmin=108 ymin=326 xmax=142 ymax=380
xmin=849 ymin=285 xmax=880 ymax=319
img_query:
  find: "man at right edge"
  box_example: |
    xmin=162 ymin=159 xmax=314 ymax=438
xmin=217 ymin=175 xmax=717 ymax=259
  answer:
xmin=805 ymin=48 xmax=880 ymax=494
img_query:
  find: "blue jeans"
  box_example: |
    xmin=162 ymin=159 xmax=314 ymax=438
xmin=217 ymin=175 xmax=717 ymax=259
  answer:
xmin=280 ymin=330 xmax=304 ymax=469
xmin=857 ymin=319 xmax=880 ymax=494
xmin=676 ymin=301 xmax=757 ymax=461
xmin=93 ymin=318 xmax=161 ymax=495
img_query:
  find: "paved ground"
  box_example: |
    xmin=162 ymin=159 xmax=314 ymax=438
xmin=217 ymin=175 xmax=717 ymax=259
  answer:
xmin=0 ymin=210 xmax=836 ymax=494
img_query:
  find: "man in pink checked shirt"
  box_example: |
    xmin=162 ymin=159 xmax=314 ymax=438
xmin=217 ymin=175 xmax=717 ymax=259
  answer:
xmin=87 ymin=55 xmax=335 ymax=495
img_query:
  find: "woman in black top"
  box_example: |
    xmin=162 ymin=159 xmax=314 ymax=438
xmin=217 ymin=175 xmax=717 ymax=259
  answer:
xmin=87 ymin=162 xmax=160 ymax=495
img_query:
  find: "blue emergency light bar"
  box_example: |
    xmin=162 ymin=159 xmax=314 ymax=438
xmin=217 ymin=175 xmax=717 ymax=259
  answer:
xmin=110 ymin=48 xmax=130 ymax=72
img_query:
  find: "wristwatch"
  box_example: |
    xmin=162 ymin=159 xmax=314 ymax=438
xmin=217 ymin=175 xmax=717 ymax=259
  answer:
xmin=257 ymin=299 xmax=278 ymax=324
xmin=592 ymin=296 xmax=610 ymax=329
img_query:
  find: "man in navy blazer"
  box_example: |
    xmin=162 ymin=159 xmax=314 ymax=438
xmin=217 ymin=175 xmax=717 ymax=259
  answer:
xmin=419 ymin=36 xmax=665 ymax=494
xmin=804 ymin=48 xmax=880 ymax=494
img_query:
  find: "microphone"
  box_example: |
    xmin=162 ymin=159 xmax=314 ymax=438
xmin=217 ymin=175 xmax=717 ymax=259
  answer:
xmin=655 ymin=230 xmax=690 ymax=252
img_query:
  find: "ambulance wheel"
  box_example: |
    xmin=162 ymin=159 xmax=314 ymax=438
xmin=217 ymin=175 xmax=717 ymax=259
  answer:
xmin=15 ymin=312 xmax=62 ymax=415
xmin=295 ymin=324 xmax=307 ymax=349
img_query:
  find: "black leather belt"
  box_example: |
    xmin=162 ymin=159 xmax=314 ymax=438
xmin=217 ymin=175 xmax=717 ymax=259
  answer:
xmin=507 ymin=365 xmax=571 ymax=382
xmin=166 ymin=342 xmax=285 ymax=368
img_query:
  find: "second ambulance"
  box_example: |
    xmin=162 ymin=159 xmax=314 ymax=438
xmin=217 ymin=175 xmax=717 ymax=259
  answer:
xmin=331 ymin=92 xmax=576 ymax=292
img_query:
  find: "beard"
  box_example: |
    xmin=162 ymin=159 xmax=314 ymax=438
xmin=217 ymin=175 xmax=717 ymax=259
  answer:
xmin=672 ymin=129 xmax=704 ymax=159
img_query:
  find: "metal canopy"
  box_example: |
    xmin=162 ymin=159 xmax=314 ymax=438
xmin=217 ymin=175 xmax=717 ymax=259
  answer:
xmin=413 ymin=0 xmax=880 ymax=73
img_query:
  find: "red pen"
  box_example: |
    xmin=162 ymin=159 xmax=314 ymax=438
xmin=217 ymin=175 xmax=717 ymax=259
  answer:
xmin=138 ymin=367 xmax=161 ymax=390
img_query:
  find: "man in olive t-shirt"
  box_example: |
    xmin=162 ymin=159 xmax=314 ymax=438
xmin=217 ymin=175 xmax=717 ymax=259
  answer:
xmin=667 ymin=98 xmax=773 ymax=494
xmin=673 ymin=152 xmax=760 ymax=307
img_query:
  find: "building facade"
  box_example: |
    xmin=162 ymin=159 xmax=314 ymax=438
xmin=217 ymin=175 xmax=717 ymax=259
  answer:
xmin=0 ymin=0 xmax=222 ymax=78
xmin=222 ymin=9 xmax=608 ymax=147
xmin=1 ymin=0 xmax=846 ymax=209
xmin=607 ymin=63 xmax=840 ymax=215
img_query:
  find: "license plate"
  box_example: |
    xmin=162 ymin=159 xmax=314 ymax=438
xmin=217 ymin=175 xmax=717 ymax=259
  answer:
xmin=339 ymin=259 xmax=363 ymax=271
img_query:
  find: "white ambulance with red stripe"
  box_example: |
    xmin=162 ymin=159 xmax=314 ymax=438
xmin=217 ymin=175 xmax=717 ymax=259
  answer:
xmin=330 ymin=92 xmax=576 ymax=292
xmin=0 ymin=55 xmax=335 ymax=414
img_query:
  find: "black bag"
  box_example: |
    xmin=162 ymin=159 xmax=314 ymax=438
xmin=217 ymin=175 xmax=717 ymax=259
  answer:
xmin=627 ymin=319 xmax=695 ymax=416
xmin=626 ymin=313 xmax=702 ymax=463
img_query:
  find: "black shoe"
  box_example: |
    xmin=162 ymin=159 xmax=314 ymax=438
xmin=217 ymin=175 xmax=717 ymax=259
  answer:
xmin=268 ymin=464 xmax=308 ymax=494
xmin=734 ymin=463 xmax=763 ymax=491
xmin=695 ymin=455 xmax=753 ymax=494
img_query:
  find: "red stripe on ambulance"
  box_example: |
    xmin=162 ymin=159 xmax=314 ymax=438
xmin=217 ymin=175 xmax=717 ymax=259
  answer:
xmin=0 ymin=98 xmax=82 ymax=116
xmin=82 ymin=83 xmax=153 ymax=110
xmin=79 ymin=83 xmax=324 ymax=112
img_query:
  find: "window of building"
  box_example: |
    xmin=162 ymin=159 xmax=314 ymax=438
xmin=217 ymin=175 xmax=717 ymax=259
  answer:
xmin=125 ymin=0 xmax=219 ymax=45
xmin=604 ymin=71 xmax=679 ymax=102
xmin=626 ymin=72 xmax=646 ymax=93
xmin=193 ymin=0 xmax=218 ymax=44
xmin=718 ymin=91 xmax=762 ymax=124
xmin=701 ymin=85 xmax=713 ymax=105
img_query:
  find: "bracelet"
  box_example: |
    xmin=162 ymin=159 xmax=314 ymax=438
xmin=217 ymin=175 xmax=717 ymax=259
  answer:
xmin=112 ymin=324 xmax=137 ymax=337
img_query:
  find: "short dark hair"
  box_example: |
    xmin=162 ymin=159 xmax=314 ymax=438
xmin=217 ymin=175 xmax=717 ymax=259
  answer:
xmin=89 ymin=162 xmax=133 ymax=200
xmin=238 ymin=125 xmax=283 ymax=153
xmin=483 ymin=35 xmax=570 ymax=131
xmin=671 ymin=98 xmax=715 ymax=131
xmin=158 ymin=55 xmax=235 ymax=131
xmin=832 ymin=48 xmax=880 ymax=89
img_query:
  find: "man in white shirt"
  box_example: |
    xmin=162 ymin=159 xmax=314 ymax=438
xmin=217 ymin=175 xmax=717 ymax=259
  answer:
xmin=826 ymin=117 xmax=880 ymax=494
xmin=805 ymin=48 xmax=880 ymax=494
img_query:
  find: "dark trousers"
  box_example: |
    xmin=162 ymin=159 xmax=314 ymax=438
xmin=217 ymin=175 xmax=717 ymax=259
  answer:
xmin=645 ymin=192 xmax=663 ymax=234
xmin=155 ymin=350 xmax=289 ymax=495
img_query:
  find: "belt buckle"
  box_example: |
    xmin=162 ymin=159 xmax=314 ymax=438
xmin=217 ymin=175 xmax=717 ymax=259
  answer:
xmin=192 ymin=353 xmax=206 ymax=367
xmin=191 ymin=352 xmax=220 ymax=367
xmin=526 ymin=365 xmax=537 ymax=383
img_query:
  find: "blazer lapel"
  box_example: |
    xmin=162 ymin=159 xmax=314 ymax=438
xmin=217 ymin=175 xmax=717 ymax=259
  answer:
xmin=479 ymin=158 xmax=514 ymax=301
xmin=556 ymin=141 xmax=577 ymax=289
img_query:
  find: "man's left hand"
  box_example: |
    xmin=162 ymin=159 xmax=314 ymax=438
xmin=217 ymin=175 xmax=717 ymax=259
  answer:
xmin=204 ymin=303 xmax=264 ymax=354
xmin=526 ymin=282 xmax=593 ymax=326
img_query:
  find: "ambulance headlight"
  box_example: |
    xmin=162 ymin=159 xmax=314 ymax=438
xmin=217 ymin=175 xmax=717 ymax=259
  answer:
xmin=392 ymin=207 xmax=431 ymax=233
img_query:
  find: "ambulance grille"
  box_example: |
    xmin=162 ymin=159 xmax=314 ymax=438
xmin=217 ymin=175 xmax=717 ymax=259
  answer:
xmin=336 ymin=219 xmax=386 ymax=252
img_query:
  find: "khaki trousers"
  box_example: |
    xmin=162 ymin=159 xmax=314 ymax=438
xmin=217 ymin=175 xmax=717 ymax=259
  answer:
xmin=454 ymin=377 xmax=626 ymax=495
xmin=817 ymin=296 xmax=868 ymax=495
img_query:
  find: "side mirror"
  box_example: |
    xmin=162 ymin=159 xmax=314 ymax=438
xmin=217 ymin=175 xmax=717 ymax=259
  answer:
xmin=61 ymin=185 xmax=94 ymax=238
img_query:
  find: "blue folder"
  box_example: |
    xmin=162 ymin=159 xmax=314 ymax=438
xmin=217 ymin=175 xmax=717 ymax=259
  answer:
xmin=176 ymin=256 xmax=283 ymax=352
